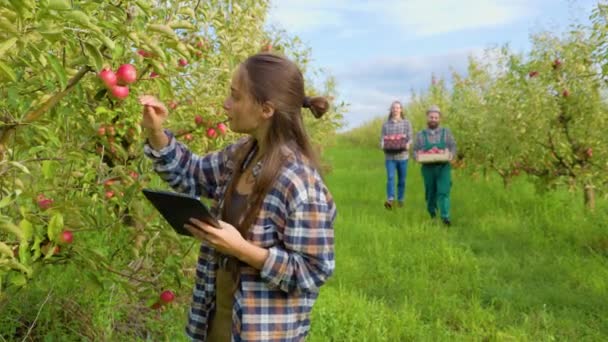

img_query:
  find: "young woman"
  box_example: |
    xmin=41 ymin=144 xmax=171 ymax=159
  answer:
xmin=380 ymin=101 xmax=413 ymax=209
xmin=140 ymin=53 xmax=336 ymax=341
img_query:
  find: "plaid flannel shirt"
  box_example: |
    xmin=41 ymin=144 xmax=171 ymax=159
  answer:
xmin=380 ymin=119 xmax=413 ymax=160
xmin=143 ymin=131 xmax=336 ymax=342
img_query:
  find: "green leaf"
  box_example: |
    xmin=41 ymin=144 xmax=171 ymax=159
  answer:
xmin=0 ymin=242 xmax=14 ymax=257
xmin=156 ymin=78 xmax=173 ymax=99
xmin=47 ymin=54 xmax=67 ymax=90
xmin=0 ymin=61 xmax=17 ymax=82
xmin=0 ymin=37 xmax=17 ymax=58
xmin=47 ymin=0 xmax=71 ymax=10
xmin=134 ymin=0 xmax=152 ymax=16
xmin=32 ymin=236 xmax=43 ymax=261
xmin=9 ymin=273 xmax=27 ymax=286
xmin=63 ymin=10 xmax=93 ymax=29
xmin=147 ymin=24 xmax=178 ymax=39
xmin=0 ymin=17 xmax=19 ymax=36
xmin=19 ymin=220 xmax=33 ymax=241
xmin=0 ymin=195 xmax=13 ymax=209
xmin=97 ymin=34 xmax=115 ymax=51
xmin=6 ymin=258 xmax=33 ymax=276
xmin=94 ymin=89 xmax=107 ymax=101
xmin=84 ymin=43 xmax=103 ymax=71
xmin=9 ymin=161 xmax=30 ymax=174
xmin=170 ymin=21 xmax=195 ymax=30
xmin=0 ymin=221 xmax=24 ymax=241
xmin=42 ymin=160 xmax=54 ymax=179
xmin=47 ymin=213 xmax=64 ymax=242
xmin=18 ymin=240 xmax=31 ymax=264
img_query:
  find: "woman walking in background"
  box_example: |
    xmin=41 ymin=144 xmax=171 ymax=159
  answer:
xmin=380 ymin=101 xmax=413 ymax=209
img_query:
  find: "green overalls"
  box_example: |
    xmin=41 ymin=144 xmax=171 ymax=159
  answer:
xmin=421 ymin=128 xmax=452 ymax=220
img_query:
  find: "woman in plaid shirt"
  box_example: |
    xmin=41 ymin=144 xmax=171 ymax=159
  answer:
xmin=140 ymin=53 xmax=336 ymax=341
xmin=380 ymin=101 xmax=413 ymax=209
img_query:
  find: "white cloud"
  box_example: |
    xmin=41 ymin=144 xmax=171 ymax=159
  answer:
xmin=268 ymin=0 xmax=536 ymax=37
xmin=335 ymin=47 xmax=486 ymax=130
xmin=388 ymin=0 xmax=534 ymax=37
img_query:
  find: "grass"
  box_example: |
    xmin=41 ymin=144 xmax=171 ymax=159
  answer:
xmin=2 ymin=135 xmax=606 ymax=341
xmin=307 ymin=136 xmax=608 ymax=341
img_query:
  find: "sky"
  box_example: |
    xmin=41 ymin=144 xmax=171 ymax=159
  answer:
xmin=266 ymin=0 xmax=599 ymax=131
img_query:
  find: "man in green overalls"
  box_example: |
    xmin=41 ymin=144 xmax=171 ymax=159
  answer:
xmin=413 ymin=105 xmax=457 ymax=226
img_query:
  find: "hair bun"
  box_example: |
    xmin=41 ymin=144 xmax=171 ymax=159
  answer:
xmin=303 ymin=96 xmax=329 ymax=119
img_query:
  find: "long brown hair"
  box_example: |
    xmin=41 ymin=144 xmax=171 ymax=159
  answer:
xmin=222 ymin=53 xmax=329 ymax=237
xmin=387 ymin=100 xmax=403 ymax=120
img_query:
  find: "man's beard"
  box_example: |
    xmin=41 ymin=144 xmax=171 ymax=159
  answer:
xmin=428 ymin=122 xmax=439 ymax=129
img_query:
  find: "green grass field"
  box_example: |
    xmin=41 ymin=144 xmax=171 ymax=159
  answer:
xmin=2 ymin=136 xmax=606 ymax=341
xmin=307 ymin=136 xmax=608 ymax=341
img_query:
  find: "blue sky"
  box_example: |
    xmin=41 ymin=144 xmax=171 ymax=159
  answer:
xmin=267 ymin=0 xmax=599 ymax=130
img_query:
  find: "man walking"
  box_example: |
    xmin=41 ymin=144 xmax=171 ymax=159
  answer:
xmin=413 ymin=105 xmax=457 ymax=226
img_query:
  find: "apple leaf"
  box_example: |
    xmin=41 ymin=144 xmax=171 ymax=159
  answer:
xmin=84 ymin=43 xmax=104 ymax=71
xmin=0 ymin=241 xmax=14 ymax=258
xmin=0 ymin=37 xmax=17 ymax=58
xmin=19 ymin=220 xmax=34 ymax=242
xmin=0 ymin=194 xmax=13 ymax=209
xmin=0 ymin=61 xmax=17 ymax=82
xmin=18 ymin=240 xmax=31 ymax=264
xmin=42 ymin=160 xmax=55 ymax=179
xmin=0 ymin=221 xmax=24 ymax=241
xmin=46 ymin=54 xmax=67 ymax=90
xmin=9 ymin=161 xmax=30 ymax=175
xmin=47 ymin=213 xmax=64 ymax=242
xmin=47 ymin=0 xmax=71 ymax=11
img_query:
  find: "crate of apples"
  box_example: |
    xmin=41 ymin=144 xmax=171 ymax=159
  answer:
xmin=417 ymin=147 xmax=451 ymax=163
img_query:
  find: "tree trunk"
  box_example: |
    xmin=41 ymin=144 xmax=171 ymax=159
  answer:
xmin=584 ymin=184 xmax=595 ymax=211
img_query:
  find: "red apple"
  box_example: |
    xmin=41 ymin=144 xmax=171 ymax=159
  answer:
xmin=98 ymin=69 xmax=117 ymax=89
xmin=160 ymin=290 xmax=175 ymax=304
xmin=206 ymin=128 xmax=217 ymax=139
xmin=194 ymin=115 xmax=204 ymax=126
xmin=59 ymin=230 xmax=73 ymax=244
xmin=528 ymin=71 xmax=539 ymax=78
xmin=184 ymin=133 xmax=193 ymax=141
xmin=97 ymin=126 xmax=106 ymax=136
xmin=36 ymin=194 xmax=53 ymax=210
xmin=150 ymin=72 xmax=159 ymax=78
xmin=553 ymin=58 xmax=562 ymax=69
xmin=138 ymin=50 xmax=152 ymax=58
xmin=151 ymin=302 xmax=162 ymax=310
xmin=217 ymin=122 xmax=227 ymax=135
xmin=586 ymin=148 xmax=592 ymax=158
xmin=195 ymin=51 xmax=203 ymax=59
xmin=196 ymin=41 xmax=205 ymax=49
xmin=562 ymin=89 xmax=570 ymax=97
xmin=169 ymin=101 xmax=178 ymax=110
xmin=105 ymin=191 xmax=115 ymax=199
xmin=116 ymin=64 xmax=137 ymax=85
xmin=178 ymin=58 xmax=188 ymax=67
xmin=130 ymin=171 xmax=139 ymax=179
xmin=107 ymin=126 xmax=116 ymax=136
xmin=110 ymin=85 xmax=129 ymax=100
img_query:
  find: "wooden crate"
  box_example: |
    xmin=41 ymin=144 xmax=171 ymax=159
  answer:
xmin=417 ymin=151 xmax=451 ymax=163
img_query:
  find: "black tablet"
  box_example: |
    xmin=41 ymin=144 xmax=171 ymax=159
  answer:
xmin=142 ymin=188 xmax=221 ymax=236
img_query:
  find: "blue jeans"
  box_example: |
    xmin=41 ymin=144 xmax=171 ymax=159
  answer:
xmin=385 ymin=159 xmax=408 ymax=202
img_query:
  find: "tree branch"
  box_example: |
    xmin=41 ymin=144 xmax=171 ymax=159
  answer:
xmin=0 ymin=65 xmax=93 ymax=160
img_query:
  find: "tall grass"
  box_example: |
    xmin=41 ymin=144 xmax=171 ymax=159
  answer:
xmin=308 ymin=135 xmax=608 ymax=341
xmin=2 ymin=134 xmax=606 ymax=341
